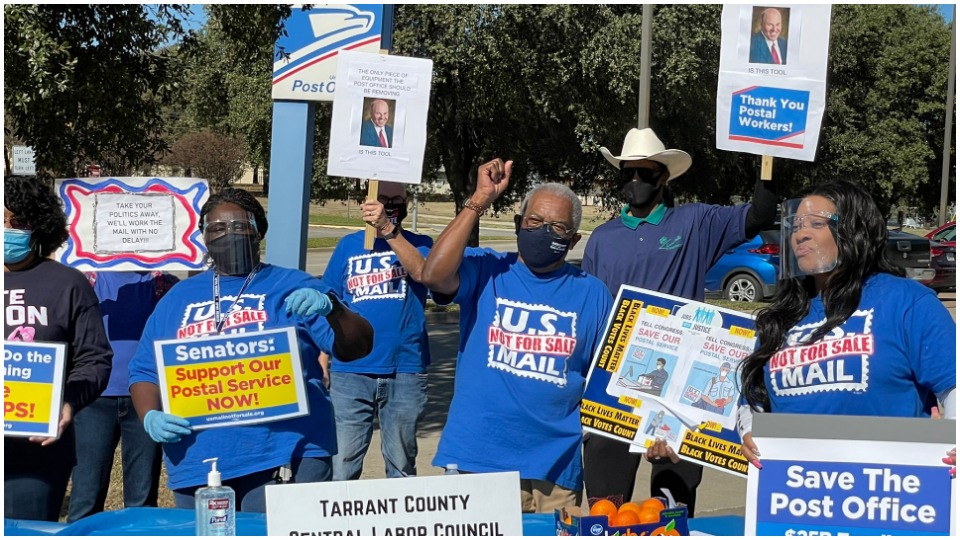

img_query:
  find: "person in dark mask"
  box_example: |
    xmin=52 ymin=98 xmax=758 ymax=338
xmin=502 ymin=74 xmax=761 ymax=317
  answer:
xmin=581 ymin=127 xmax=778 ymax=515
xmin=299 ymin=181 xmax=434 ymax=481
xmin=128 ymin=188 xmax=373 ymax=513
xmin=415 ymin=159 xmax=614 ymax=513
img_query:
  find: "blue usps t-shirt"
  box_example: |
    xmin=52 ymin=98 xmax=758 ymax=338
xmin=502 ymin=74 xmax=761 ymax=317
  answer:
xmin=128 ymin=264 xmax=337 ymax=490
xmin=764 ymin=273 xmax=956 ymax=417
xmin=432 ymin=249 xmax=614 ymax=491
xmin=321 ymin=230 xmax=433 ymax=374
xmin=583 ymin=203 xmax=749 ymax=301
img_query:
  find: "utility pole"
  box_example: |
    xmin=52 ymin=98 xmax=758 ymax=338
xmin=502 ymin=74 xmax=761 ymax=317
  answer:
xmin=939 ymin=17 xmax=956 ymax=226
xmin=638 ymin=4 xmax=653 ymax=129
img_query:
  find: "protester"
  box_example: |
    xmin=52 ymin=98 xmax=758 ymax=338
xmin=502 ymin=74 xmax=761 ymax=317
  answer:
xmin=581 ymin=127 xmax=777 ymax=515
xmin=316 ymin=181 xmax=433 ymax=480
xmin=416 ymin=159 xmax=614 ymax=513
xmin=4 ymin=176 xmax=112 ymax=521
xmin=738 ymin=180 xmax=956 ymax=466
xmin=67 ymin=271 xmax=179 ymax=522
xmin=128 ymin=188 xmax=373 ymax=512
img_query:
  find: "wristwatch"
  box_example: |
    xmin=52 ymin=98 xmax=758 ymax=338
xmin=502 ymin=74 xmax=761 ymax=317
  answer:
xmin=462 ymin=199 xmax=487 ymax=216
xmin=381 ymin=224 xmax=402 ymax=240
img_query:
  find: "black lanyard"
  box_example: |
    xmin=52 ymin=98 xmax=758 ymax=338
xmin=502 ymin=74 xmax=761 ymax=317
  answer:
xmin=212 ymin=264 xmax=260 ymax=334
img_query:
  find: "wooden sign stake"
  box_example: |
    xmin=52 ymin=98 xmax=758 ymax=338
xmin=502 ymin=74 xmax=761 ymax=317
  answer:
xmin=363 ymin=180 xmax=380 ymax=249
xmin=761 ymin=155 xmax=774 ymax=181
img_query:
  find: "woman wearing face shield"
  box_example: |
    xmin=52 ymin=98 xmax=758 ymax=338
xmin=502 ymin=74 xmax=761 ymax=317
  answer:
xmin=128 ymin=188 xmax=373 ymax=512
xmin=737 ymin=180 xmax=956 ymax=475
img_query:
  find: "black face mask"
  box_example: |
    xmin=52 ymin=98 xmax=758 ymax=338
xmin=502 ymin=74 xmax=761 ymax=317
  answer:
xmin=383 ymin=203 xmax=408 ymax=226
xmin=620 ymin=166 xmax=666 ymax=208
xmin=517 ymin=226 xmax=571 ymax=271
xmin=207 ymin=233 xmax=259 ymax=275
xmin=621 ymin=180 xmax=663 ymax=208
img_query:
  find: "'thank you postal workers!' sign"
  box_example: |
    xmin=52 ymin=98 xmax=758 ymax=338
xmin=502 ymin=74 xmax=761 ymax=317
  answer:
xmin=272 ymin=4 xmax=383 ymax=101
xmin=327 ymin=50 xmax=433 ymax=184
xmin=716 ymin=5 xmax=831 ymax=161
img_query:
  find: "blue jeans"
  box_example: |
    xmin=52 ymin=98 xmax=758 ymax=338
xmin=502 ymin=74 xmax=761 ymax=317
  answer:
xmin=67 ymin=396 xmax=161 ymax=522
xmin=330 ymin=372 xmax=428 ymax=480
xmin=172 ymin=456 xmax=332 ymax=512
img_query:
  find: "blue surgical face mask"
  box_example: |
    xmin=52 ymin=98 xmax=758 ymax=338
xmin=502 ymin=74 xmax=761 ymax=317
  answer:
xmin=4 ymin=228 xmax=34 ymax=264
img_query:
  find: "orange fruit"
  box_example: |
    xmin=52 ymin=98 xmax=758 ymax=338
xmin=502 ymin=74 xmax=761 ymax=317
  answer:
xmin=618 ymin=502 xmax=645 ymax=516
xmin=589 ymin=499 xmax=618 ymax=520
xmin=610 ymin=509 xmax=642 ymax=527
xmin=640 ymin=497 xmax=667 ymax=512
xmin=638 ymin=506 xmax=661 ymax=524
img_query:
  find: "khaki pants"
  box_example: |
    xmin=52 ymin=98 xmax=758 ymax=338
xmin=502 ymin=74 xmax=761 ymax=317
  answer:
xmin=520 ymin=479 xmax=581 ymax=513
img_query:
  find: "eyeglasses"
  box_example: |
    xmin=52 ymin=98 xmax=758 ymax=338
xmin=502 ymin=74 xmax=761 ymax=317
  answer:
xmin=519 ymin=215 xmax=575 ymax=238
xmin=377 ymin=195 xmax=406 ymax=206
xmin=784 ymin=212 xmax=838 ymax=234
xmin=204 ymin=219 xmax=257 ymax=237
xmin=619 ymin=165 xmax=665 ymax=184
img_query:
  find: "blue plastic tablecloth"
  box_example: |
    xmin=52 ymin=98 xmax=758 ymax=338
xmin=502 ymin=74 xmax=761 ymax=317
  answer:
xmin=5 ymin=507 xmax=745 ymax=536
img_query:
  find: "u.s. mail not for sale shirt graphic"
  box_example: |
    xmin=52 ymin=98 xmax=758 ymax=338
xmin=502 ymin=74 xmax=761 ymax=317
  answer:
xmin=177 ymin=294 xmax=268 ymax=338
xmin=769 ymin=308 xmax=873 ymax=397
xmin=487 ymin=298 xmax=578 ymax=387
xmin=345 ymin=252 xmax=408 ymax=302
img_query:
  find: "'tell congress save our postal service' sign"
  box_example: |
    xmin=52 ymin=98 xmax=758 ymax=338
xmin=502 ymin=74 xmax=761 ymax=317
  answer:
xmin=272 ymin=5 xmax=383 ymax=101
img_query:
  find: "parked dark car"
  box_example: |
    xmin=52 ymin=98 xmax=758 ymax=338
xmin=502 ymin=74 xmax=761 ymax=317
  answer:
xmin=925 ymin=221 xmax=956 ymax=291
xmin=704 ymin=229 xmax=780 ymax=302
xmin=886 ymin=229 xmax=936 ymax=284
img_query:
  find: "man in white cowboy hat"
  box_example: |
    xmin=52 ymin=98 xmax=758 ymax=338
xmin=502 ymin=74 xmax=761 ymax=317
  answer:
xmin=581 ymin=127 xmax=777 ymax=516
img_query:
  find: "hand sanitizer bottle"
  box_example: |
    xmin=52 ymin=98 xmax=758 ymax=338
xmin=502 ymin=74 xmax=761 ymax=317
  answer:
xmin=195 ymin=457 xmax=236 ymax=536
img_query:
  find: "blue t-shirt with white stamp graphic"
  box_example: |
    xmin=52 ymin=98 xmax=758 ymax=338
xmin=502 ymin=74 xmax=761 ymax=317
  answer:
xmin=128 ymin=264 xmax=337 ymax=490
xmin=764 ymin=273 xmax=956 ymax=417
xmin=583 ymin=203 xmax=750 ymax=301
xmin=321 ymin=230 xmax=433 ymax=374
xmin=432 ymin=249 xmax=614 ymax=491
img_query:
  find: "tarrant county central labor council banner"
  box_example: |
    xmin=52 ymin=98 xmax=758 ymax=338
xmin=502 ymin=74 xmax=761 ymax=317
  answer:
xmin=582 ymin=285 xmax=758 ymax=477
xmin=155 ymin=327 xmax=309 ymax=429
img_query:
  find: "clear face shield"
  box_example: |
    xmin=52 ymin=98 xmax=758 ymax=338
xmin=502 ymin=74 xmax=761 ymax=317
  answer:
xmin=781 ymin=198 xmax=840 ymax=280
xmin=203 ymin=209 xmax=260 ymax=276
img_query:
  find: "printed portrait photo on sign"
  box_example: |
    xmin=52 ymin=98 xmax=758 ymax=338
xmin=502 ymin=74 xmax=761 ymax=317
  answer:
xmin=358 ymin=97 xmax=397 ymax=149
xmin=748 ymin=6 xmax=792 ymax=65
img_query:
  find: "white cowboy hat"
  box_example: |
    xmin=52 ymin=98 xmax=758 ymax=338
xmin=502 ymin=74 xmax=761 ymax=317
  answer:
xmin=599 ymin=128 xmax=692 ymax=181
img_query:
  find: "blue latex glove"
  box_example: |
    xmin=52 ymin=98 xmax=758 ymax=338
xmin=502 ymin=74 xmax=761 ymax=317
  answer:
xmin=144 ymin=410 xmax=192 ymax=443
xmin=284 ymin=288 xmax=333 ymax=317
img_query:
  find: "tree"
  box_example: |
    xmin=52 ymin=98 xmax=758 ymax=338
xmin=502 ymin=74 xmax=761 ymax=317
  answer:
xmin=4 ymin=5 xmax=195 ymax=178
xmin=164 ymin=130 xmax=245 ymax=192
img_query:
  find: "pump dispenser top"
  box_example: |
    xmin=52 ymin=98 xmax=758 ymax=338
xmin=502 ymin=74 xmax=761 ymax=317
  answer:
xmin=204 ymin=457 xmax=222 ymax=487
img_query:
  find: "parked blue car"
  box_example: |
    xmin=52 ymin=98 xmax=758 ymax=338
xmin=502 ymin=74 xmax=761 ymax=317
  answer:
xmin=704 ymin=228 xmax=781 ymax=302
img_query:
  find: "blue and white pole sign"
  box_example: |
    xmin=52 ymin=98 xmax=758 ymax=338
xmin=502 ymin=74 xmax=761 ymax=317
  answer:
xmin=746 ymin=413 xmax=956 ymax=536
xmin=272 ymin=5 xmax=383 ymax=102
xmin=716 ymin=5 xmax=832 ymax=161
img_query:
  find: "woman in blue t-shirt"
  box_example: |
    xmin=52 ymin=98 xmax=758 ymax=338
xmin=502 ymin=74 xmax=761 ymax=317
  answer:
xmin=129 ymin=189 xmax=373 ymax=511
xmin=737 ymin=180 xmax=955 ymax=473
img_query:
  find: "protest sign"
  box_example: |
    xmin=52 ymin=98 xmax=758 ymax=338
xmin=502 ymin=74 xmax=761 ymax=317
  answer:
xmin=3 ymin=341 xmax=66 ymax=438
xmin=155 ymin=327 xmax=308 ymax=429
xmin=55 ymin=177 xmax=209 ymax=271
xmin=265 ymin=472 xmax=523 ymax=536
xmin=327 ymin=50 xmax=433 ymax=184
xmin=716 ymin=5 xmax=832 ymax=161
xmin=746 ymin=413 xmax=956 ymax=536
xmin=582 ymin=285 xmax=757 ymax=476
